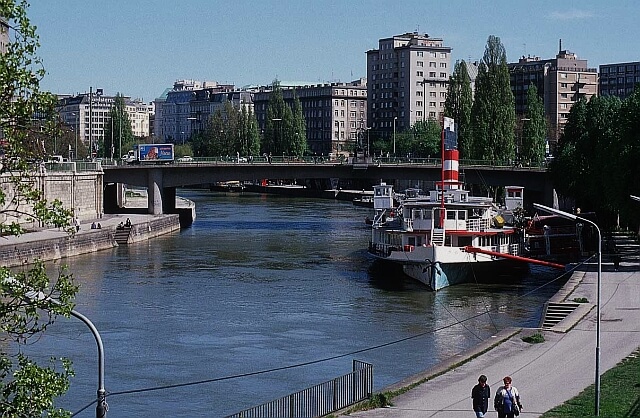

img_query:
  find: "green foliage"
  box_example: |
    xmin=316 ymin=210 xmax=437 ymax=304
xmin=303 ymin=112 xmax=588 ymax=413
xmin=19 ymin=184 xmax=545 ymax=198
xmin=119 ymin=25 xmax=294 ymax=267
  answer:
xmin=103 ymin=93 xmax=136 ymax=159
xmin=521 ymin=333 xmax=545 ymax=344
xmin=470 ymin=35 xmax=516 ymax=162
xmin=262 ymin=80 xmax=308 ymax=155
xmin=444 ymin=60 xmax=474 ymax=158
xmin=194 ymin=100 xmax=261 ymax=158
xmin=521 ymin=84 xmax=547 ymax=165
xmin=550 ymin=93 xmax=638 ymax=228
xmin=0 ymin=1 xmax=78 ymax=415
xmin=174 ymin=143 xmax=193 ymax=158
xmin=541 ymin=348 xmax=640 ymax=417
xmin=573 ymin=297 xmax=589 ymax=303
xmin=394 ymin=120 xmax=441 ymax=158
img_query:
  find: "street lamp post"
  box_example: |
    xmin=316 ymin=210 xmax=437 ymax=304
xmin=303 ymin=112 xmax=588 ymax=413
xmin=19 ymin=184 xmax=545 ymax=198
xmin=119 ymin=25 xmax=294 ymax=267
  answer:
xmin=533 ymin=203 xmax=602 ymax=416
xmin=4 ymin=278 xmax=107 ymax=417
xmin=393 ymin=116 xmax=397 ymax=156
xmin=71 ymin=112 xmax=78 ymax=160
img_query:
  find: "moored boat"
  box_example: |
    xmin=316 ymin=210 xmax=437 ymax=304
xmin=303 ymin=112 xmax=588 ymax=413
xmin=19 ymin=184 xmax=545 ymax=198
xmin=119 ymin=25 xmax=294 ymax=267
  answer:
xmin=366 ymin=117 xmax=560 ymax=290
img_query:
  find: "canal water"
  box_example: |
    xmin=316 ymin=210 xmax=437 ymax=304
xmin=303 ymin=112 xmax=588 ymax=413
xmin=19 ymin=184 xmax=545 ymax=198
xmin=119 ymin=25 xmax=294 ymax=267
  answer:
xmin=24 ymin=189 xmax=566 ymax=417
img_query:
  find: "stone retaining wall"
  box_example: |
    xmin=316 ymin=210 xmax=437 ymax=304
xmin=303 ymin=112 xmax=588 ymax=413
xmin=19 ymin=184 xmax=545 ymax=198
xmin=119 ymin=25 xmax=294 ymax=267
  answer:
xmin=1 ymin=215 xmax=180 ymax=267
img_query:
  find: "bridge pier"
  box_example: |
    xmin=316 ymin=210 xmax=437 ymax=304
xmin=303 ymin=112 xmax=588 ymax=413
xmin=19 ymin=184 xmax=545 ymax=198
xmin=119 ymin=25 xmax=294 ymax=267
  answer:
xmin=148 ymin=169 xmax=164 ymax=214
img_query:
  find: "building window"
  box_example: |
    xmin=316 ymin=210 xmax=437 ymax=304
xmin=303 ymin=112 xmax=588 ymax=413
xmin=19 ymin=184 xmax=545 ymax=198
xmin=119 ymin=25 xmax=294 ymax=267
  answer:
xmin=560 ymin=83 xmax=568 ymax=88
xmin=417 ymin=51 xmax=423 ymax=57
xmin=416 ymin=101 xmax=423 ymax=107
xmin=417 ymin=61 xmax=424 ymax=67
xmin=440 ymin=62 xmax=447 ymax=68
xmin=417 ymin=71 xmax=423 ymax=77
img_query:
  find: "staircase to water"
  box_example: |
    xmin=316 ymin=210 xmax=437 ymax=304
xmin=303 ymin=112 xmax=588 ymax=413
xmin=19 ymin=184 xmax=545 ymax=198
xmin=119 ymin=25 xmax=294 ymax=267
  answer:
xmin=114 ymin=225 xmax=132 ymax=245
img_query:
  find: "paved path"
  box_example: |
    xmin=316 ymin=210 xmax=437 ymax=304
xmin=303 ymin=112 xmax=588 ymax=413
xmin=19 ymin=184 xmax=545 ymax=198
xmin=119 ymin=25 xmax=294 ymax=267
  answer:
xmin=346 ymin=261 xmax=640 ymax=417
xmin=0 ymin=213 xmax=153 ymax=246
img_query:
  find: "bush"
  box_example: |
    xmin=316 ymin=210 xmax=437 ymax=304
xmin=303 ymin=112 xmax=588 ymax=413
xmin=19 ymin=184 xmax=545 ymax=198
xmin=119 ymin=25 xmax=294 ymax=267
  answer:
xmin=522 ymin=333 xmax=545 ymax=344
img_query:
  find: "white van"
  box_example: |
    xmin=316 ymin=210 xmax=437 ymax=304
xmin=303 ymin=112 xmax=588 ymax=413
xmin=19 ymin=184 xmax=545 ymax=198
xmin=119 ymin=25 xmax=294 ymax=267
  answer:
xmin=48 ymin=155 xmax=66 ymax=163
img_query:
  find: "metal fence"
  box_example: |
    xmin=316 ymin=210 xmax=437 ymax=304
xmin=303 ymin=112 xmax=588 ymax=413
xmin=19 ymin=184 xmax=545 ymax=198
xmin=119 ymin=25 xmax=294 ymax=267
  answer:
xmin=225 ymin=360 xmax=373 ymax=418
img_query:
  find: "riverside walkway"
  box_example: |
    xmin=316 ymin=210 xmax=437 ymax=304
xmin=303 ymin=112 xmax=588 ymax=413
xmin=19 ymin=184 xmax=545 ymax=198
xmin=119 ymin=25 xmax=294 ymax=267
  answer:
xmin=346 ymin=259 xmax=640 ymax=417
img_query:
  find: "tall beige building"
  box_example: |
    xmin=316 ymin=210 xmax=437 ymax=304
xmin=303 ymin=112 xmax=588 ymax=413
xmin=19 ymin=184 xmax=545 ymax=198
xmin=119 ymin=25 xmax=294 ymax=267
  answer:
xmin=253 ymin=80 xmax=367 ymax=157
xmin=508 ymin=48 xmax=597 ymax=148
xmin=366 ymin=32 xmax=452 ymax=142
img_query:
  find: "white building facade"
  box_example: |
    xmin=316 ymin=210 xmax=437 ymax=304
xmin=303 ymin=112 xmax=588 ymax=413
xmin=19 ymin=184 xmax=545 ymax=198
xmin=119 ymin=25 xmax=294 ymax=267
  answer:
xmin=366 ymin=32 xmax=452 ymax=138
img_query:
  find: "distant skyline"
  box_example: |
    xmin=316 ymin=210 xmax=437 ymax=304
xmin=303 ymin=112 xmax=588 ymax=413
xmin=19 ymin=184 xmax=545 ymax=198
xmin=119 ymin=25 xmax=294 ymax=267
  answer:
xmin=28 ymin=0 xmax=640 ymax=103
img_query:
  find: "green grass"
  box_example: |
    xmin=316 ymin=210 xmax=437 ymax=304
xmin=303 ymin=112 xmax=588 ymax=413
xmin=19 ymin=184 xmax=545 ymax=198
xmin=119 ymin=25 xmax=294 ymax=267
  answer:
xmin=521 ymin=332 xmax=545 ymax=344
xmin=541 ymin=348 xmax=640 ymax=417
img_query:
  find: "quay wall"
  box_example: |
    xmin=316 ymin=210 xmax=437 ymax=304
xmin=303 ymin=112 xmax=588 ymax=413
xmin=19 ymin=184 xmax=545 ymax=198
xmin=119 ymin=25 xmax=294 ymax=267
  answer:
xmin=1 ymin=215 xmax=180 ymax=268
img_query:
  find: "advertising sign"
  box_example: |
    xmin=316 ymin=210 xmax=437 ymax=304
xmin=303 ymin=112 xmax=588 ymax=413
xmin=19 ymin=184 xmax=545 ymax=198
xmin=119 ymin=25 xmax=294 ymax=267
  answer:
xmin=138 ymin=144 xmax=174 ymax=162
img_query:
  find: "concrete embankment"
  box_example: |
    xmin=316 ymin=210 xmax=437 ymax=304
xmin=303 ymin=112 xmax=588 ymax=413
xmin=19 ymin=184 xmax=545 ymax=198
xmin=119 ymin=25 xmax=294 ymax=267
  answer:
xmin=0 ymin=214 xmax=180 ymax=268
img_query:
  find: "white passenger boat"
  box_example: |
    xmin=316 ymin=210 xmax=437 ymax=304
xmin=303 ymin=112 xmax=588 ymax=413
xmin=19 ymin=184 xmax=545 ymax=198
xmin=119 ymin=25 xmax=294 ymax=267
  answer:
xmin=367 ymin=117 xmax=536 ymax=290
xmin=368 ymin=180 xmax=530 ymax=290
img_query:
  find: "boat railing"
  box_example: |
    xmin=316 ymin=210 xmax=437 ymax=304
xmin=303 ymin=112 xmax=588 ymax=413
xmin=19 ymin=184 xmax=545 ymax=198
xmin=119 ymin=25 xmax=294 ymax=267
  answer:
xmin=467 ymin=218 xmax=491 ymax=232
xmin=404 ymin=218 xmax=414 ymax=231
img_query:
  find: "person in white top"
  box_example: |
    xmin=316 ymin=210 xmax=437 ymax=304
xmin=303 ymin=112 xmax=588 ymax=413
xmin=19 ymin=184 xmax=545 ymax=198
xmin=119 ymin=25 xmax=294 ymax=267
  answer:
xmin=493 ymin=376 xmax=522 ymax=418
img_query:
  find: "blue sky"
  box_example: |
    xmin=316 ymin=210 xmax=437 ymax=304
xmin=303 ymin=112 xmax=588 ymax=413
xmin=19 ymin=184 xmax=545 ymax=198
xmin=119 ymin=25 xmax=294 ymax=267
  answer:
xmin=28 ymin=0 xmax=639 ymax=103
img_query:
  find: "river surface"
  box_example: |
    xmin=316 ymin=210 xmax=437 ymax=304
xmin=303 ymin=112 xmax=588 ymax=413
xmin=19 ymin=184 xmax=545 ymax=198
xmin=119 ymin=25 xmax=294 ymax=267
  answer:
xmin=23 ymin=189 xmax=567 ymax=417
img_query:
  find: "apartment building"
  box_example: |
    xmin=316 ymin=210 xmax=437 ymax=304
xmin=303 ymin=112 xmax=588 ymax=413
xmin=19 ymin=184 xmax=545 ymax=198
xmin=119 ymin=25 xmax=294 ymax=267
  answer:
xmin=599 ymin=61 xmax=640 ymax=100
xmin=57 ymin=90 xmax=153 ymax=156
xmin=153 ymin=80 xmax=239 ymax=143
xmin=508 ymin=48 xmax=597 ymax=146
xmin=252 ymin=80 xmax=367 ymax=156
xmin=366 ymin=32 xmax=452 ymax=139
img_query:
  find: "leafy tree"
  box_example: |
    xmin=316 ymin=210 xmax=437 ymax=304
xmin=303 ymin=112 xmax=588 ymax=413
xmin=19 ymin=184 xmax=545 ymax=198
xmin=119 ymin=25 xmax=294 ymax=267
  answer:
xmin=290 ymin=93 xmax=307 ymax=156
xmin=0 ymin=1 xmax=78 ymax=416
xmin=394 ymin=119 xmax=441 ymax=158
xmin=470 ymin=35 xmax=516 ymax=162
xmin=263 ymin=80 xmax=306 ymax=156
xmin=245 ymin=106 xmax=261 ymax=156
xmin=520 ymin=84 xmax=547 ymax=166
xmin=444 ymin=60 xmax=473 ymax=158
xmin=196 ymin=100 xmax=260 ymax=158
xmin=103 ymin=93 xmax=135 ymax=159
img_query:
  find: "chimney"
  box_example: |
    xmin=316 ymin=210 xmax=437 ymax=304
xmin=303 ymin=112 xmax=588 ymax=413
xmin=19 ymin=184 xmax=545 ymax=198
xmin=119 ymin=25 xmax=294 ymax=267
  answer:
xmin=559 ymin=39 xmax=562 ymax=53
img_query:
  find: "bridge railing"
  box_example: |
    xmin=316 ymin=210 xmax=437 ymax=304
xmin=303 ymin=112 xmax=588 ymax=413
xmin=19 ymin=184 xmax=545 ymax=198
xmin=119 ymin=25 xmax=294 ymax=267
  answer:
xmin=101 ymin=155 xmax=548 ymax=170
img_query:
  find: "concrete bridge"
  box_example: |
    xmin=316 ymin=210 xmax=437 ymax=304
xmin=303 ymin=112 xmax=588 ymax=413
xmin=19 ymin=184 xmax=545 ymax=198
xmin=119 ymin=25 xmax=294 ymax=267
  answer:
xmin=102 ymin=160 xmax=554 ymax=215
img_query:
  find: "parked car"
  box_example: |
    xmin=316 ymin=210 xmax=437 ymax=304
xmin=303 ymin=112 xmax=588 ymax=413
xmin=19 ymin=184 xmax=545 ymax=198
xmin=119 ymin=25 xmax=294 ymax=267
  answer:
xmin=177 ymin=155 xmax=194 ymax=163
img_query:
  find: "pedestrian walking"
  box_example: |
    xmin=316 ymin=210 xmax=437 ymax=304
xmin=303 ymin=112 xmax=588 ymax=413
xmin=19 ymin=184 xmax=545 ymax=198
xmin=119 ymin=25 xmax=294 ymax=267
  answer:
xmin=471 ymin=374 xmax=490 ymax=417
xmin=74 ymin=217 xmax=80 ymax=232
xmin=494 ymin=376 xmax=522 ymax=418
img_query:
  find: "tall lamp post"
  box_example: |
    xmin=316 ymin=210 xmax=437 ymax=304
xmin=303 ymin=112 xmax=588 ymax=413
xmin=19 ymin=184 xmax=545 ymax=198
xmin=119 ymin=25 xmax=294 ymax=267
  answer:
xmin=71 ymin=112 xmax=79 ymax=160
xmin=4 ymin=278 xmax=107 ymax=417
xmin=393 ymin=116 xmax=397 ymax=156
xmin=533 ymin=203 xmax=601 ymax=416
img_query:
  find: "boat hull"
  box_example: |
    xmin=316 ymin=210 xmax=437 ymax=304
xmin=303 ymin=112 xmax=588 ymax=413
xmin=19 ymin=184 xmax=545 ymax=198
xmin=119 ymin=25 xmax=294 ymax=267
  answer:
xmin=369 ymin=245 xmax=527 ymax=290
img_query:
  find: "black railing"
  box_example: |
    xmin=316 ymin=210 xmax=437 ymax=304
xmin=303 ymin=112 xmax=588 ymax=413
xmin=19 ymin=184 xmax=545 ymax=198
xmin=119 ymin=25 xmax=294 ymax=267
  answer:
xmin=225 ymin=360 xmax=373 ymax=418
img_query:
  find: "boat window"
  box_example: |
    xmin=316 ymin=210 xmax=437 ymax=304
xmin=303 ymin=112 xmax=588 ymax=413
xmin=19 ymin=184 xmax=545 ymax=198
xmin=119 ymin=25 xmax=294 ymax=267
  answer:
xmin=458 ymin=211 xmax=466 ymax=220
xmin=408 ymin=236 xmax=416 ymax=246
xmin=446 ymin=211 xmax=456 ymax=220
xmin=458 ymin=236 xmax=472 ymax=247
